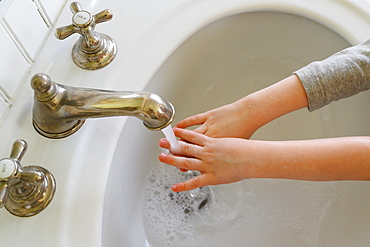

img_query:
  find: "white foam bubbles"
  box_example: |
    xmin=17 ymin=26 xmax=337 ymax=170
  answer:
xmin=143 ymin=158 xmax=197 ymax=246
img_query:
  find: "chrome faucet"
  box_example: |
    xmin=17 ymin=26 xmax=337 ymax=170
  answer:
xmin=31 ymin=73 xmax=175 ymax=139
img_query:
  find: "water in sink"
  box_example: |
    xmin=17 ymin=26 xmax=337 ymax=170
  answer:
xmin=148 ymin=122 xmax=341 ymax=247
xmin=142 ymin=159 xmax=340 ymax=247
xmin=143 ymin=162 xmax=207 ymax=246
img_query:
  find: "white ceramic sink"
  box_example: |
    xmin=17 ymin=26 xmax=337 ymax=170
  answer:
xmin=102 ymin=11 xmax=370 ymax=247
xmin=1 ymin=1 xmax=369 ymax=246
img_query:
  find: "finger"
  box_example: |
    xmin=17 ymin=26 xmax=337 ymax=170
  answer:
xmin=159 ymin=153 xmax=202 ymax=171
xmin=159 ymin=138 xmax=181 ymax=155
xmin=177 ymin=140 xmax=204 ymax=158
xmin=158 ymin=138 xmax=170 ymax=149
xmin=172 ymin=174 xmax=208 ymax=192
xmin=160 ymin=137 xmax=200 ymax=157
xmin=174 ymin=128 xmax=207 ymax=147
xmin=193 ymin=124 xmax=208 ymax=134
xmin=176 ymin=114 xmax=206 ymax=129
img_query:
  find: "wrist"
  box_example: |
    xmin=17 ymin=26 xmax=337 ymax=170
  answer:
xmin=232 ymin=97 xmax=263 ymax=138
xmin=241 ymin=75 xmax=309 ymax=130
xmin=237 ymin=92 xmax=274 ymax=132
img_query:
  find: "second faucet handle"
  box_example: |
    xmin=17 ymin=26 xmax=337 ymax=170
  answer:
xmin=55 ymin=2 xmax=117 ymax=70
xmin=56 ymin=2 xmax=112 ymax=48
xmin=0 ymin=140 xmax=56 ymax=217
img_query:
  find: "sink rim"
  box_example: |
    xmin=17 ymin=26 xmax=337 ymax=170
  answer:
xmin=1 ymin=0 xmax=369 ymax=246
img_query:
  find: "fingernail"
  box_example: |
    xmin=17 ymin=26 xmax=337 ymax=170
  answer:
xmin=172 ymin=184 xmax=178 ymax=192
xmin=159 ymin=153 xmax=166 ymax=160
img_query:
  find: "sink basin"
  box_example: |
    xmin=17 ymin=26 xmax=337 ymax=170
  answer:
xmin=103 ymin=11 xmax=370 ymax=247
xmin=1 ymin=0 xmax=370 ymax=246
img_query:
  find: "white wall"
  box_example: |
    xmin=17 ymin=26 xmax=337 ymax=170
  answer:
xmin=0 ymin=0 xmax=66 ymax=125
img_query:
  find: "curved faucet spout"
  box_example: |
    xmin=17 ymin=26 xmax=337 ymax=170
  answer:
xmin=31 ymin=73 xmax=175 ymax=139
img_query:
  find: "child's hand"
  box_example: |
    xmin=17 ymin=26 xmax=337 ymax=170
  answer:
xmin=176 ymin=100 xmax=258 ymax=139
xmin=159 ymin=128 xmax=252 ymax=192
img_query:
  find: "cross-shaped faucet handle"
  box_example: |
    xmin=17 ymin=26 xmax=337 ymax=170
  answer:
xmin=55 ymin=2 xmax=117 ymax=70
xmin=0 ymin=140 xmax=56 ymax=217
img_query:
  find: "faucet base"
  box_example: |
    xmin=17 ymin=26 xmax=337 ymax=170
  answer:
xmin=33 ymin=119 xmax=85 ymax=139
xmin=72 ymin=34 xmax=117 ymax=70
xmin=5 ymin=166 xmax=56 ymax=217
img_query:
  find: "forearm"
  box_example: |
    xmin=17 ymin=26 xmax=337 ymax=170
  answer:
xmin=239 ymin=74 xmax=308 ymax=131
xmin=249 ymin=136 xmax=370 ymax=181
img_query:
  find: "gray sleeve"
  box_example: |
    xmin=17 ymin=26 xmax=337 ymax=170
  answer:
xmin=294 ymin=39 xmax=370 ymax=111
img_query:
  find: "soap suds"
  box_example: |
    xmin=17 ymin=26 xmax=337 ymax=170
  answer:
xmin=143 ymin=158 xmax=197 ymax=247
xmin=143 ymin=152 xmax=339 ymax=247
xmin=142 ymin=154 xmax=253 ymax=246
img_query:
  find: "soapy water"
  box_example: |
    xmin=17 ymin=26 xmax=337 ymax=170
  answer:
xmin=143 ymin=126 xmax=206 ymax=246
xmin=143 ymin=161 xmax=208 ymax=246
xmin=143 ymin=158 xmax=340 ymax=247
xmin=143 ymin=131 xmax=255 ymax=247
xmin=142 ymin=125 xmax=340 ymax=246
xmin=142 ymin=158 xmax=256 ymax=247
